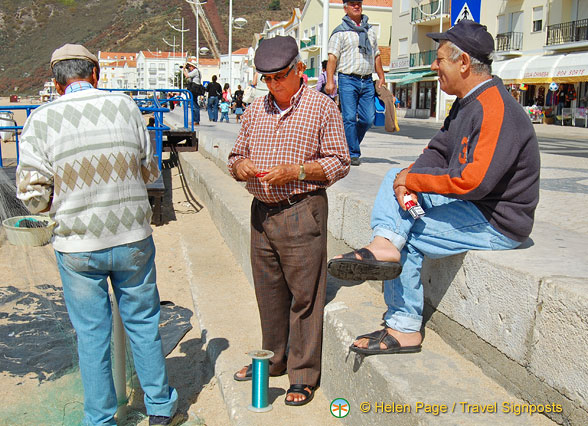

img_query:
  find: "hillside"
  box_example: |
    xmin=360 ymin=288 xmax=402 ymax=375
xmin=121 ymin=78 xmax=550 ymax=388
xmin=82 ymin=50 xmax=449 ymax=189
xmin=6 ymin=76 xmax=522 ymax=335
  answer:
xmin=0 ymin=0 xmax=305 ymax=96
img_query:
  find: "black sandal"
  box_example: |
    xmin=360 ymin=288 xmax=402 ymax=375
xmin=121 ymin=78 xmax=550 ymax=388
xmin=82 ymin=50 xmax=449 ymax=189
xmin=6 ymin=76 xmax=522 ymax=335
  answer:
xmin=328 ymin=248 xmax=402 ymax=281
xmin=284 ymin=384 xmax=315 ymax=406
xmin=349 ymin=328 xmax=422 ymax=355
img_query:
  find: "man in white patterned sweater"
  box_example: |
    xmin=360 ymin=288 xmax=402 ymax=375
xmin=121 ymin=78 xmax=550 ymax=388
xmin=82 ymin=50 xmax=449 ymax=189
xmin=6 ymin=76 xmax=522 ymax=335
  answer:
xmin=16 ymin=44 xmax=178 ymax=426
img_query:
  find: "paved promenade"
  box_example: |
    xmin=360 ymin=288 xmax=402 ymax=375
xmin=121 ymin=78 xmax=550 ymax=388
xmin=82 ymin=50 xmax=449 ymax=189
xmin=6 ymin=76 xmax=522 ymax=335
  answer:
xmin=166 ymin=107 xmax=588 ymax=425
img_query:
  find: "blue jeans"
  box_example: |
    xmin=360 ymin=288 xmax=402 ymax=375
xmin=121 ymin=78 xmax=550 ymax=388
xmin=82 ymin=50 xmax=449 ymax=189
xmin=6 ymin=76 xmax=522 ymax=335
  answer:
xmin=338 ymin=73 xmax=375 ymax=158
xmin=370 ymin=169 xmax=521 ymax=333
xmin=192 ymin=97 xmax=200 ymax=124
xmin=220 ymin=111 xmax=229 ymax=122
xmin=207 ymin=96 xmax=219 ymax=122
xmin=55 ymin=236 xmax=177 ymax=426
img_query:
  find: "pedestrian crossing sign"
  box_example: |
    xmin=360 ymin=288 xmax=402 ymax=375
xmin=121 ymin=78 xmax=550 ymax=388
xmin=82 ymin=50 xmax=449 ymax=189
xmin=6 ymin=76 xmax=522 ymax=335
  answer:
xmin=451 ymin=0 xmax=481 ymax=25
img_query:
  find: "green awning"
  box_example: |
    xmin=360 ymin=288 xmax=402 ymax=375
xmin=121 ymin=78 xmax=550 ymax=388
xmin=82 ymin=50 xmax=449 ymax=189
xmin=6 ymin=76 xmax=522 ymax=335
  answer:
xmin=386 ymin=72 xmax=409 ymax=83
xmin=396 ymin=70 xmax=437 ymax=85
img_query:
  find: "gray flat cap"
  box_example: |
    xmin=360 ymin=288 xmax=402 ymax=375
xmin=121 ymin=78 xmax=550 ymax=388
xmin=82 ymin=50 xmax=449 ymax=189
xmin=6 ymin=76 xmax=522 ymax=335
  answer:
xmin=51 ymin=44 xmax=99 ymax=69
xmin=254 ymin=36 xmax=299 ymax=74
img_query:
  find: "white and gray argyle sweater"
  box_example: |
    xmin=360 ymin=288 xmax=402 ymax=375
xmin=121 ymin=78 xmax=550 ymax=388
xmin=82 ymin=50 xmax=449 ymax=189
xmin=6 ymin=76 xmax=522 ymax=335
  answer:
xmin=17 ymin=89 xmax=160 ymax=253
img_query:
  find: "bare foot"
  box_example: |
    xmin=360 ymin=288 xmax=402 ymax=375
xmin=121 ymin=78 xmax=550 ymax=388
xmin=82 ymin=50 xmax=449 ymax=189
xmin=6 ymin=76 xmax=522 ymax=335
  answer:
xmin=353 ymin=328 xmax=422 ymax=350
xmin=332 ymin=236 xmax=401 ymax=263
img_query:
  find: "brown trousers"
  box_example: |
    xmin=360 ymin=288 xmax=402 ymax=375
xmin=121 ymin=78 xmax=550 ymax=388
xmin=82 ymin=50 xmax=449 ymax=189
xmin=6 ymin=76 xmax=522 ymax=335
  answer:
xmin=250 ymin=190 xmax=328 ymax=387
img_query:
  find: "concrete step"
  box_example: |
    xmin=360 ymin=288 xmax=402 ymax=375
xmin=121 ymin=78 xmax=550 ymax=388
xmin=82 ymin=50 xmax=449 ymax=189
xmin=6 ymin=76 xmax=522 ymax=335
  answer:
xmin=177 ymin=150 xmax=561 ymax=425
xmin=166 ymin=111 xmax=588 ymax=424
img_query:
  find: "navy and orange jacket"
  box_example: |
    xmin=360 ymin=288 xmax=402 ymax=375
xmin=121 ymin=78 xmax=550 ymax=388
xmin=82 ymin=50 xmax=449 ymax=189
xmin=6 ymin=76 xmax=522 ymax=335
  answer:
xmin=406 ymin=76 xmax=540 ymax=242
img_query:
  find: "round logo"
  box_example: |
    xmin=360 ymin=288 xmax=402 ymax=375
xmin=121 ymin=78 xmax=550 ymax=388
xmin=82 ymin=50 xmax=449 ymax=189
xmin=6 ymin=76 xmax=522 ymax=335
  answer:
xmin=330 ymin=398 xmax=350 ymax=418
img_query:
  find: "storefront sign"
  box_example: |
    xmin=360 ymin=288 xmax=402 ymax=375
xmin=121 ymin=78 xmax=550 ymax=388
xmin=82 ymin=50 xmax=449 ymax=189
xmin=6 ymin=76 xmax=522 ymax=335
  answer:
xmin=554 ymin=68 xmax=587 ymax=78
xmin=390 ymin=58 xmax=410 ymax=70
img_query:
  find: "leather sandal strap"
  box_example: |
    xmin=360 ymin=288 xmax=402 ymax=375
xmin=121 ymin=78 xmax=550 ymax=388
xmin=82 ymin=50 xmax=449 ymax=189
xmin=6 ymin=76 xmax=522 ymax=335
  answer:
xmin=287 ymin=384 xmax=312 ymax=398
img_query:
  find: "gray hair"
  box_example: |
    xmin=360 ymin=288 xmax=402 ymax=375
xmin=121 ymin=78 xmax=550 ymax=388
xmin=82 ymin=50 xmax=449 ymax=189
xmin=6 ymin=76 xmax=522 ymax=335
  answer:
xmin=52 ymin=59 xmax=97 ymax=85
xmin=441 ymin=40 xmax=492 ymax=76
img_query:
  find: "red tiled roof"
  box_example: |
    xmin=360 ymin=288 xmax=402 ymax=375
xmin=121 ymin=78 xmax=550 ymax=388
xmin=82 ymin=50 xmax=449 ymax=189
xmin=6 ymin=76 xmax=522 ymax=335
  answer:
xmin=198 ymin=58 xmax=220 ymax=66
xmin=142 ymin=51 xmax=185 ymax=59
xmin=233 ymin=48 xmax=249 ymax=55
xmin=99 ymin=52 xmax=137 ymax=60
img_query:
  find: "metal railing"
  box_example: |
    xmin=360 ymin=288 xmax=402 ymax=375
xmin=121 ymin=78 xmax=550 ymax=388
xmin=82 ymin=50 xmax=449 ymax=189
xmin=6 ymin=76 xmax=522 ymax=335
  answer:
xmin=410 ymin=50 xmax=436 ymax=67
xmin=411 ymin=0 xmax=450 ymax=22
xmin=496 ymin=32 xmax=523 ymax=51
xmin=0 ymin=89 xmax=196 ymax=170
xmin=546 ymin=18 xmax=588 ymax=45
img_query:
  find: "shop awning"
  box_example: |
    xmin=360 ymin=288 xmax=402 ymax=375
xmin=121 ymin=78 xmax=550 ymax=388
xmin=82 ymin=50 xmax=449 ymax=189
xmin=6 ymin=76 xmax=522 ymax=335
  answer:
xmin=522 ymin=55 xmax=565 ymax=84
xmin=552 ymin=52 xmax=588 ymax=83
xmin=396 ymin=70 xmax=437 ymax=85
xmin=493 ymin=56 xmax=533 ymax=83
xmin=495 ymin=52 xmax=588 ymax=84
xmin=386 ymin=72 xmax=409 ymax=83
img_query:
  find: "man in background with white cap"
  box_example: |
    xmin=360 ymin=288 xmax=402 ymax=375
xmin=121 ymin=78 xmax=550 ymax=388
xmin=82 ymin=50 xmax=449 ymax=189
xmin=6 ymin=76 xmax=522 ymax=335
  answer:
xmin=17 ymin=43 xmax=178 ymax=425
xmin=329 ymin=21 xmax=540 ymax=356
xmin=228 ymin=36 xmax=349 ymax=406
xmin=183 ymin=60 xmax=202 ymax=125
xmin=326 ymin=0 xmax=385 ymax=166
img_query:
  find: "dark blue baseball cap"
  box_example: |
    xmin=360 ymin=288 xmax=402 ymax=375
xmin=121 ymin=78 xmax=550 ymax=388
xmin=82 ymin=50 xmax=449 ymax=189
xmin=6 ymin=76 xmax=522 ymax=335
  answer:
xmin=427 ymin=20 xmax=494 ymax=65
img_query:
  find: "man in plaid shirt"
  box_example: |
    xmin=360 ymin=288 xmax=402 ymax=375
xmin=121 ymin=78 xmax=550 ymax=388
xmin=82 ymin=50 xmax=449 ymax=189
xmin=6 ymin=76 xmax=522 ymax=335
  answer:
xmin=228 ymin=36 xmax=350 ymax=406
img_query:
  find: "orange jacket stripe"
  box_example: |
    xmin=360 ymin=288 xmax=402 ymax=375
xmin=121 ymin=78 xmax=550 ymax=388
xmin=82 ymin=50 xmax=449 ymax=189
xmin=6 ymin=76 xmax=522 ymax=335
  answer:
xmin=407 ymin=86 xmax=504 ymax=195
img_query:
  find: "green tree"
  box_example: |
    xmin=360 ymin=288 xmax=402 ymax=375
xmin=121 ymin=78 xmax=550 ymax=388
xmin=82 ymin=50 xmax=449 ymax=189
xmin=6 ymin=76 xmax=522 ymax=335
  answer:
xmin=268 ymin=0 xmax=281 ymax=11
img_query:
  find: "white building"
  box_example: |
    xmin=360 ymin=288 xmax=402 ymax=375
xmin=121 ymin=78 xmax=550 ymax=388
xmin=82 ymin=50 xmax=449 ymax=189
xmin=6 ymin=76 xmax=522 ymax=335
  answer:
xmin=97 ymin=52 xmax=138 ymax=90
xmin=136 ymin=51 xmax=186 ymax=90
xmin=219 ymin=48 xmax=249 ymax=90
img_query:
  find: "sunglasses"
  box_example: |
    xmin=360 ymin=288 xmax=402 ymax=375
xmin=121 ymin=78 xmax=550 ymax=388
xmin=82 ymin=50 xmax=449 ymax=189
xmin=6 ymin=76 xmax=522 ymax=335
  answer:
xmin=260 ymin=64 xmax=296 ymax=84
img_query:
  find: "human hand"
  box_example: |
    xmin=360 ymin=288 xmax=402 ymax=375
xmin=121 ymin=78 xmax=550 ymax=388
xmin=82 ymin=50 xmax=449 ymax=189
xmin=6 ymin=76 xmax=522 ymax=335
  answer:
xmin=260 ymin=164 xmax=298 ymax=186
xmin=324 ymin=81 xmax=336 ymax=96
xmin=376 ymin=78 xmax=385 ymax=89
xmin=233 ymin=159 xmax=258 ymax=181
xmin=393 ymin=168 xmax=410 ymax=190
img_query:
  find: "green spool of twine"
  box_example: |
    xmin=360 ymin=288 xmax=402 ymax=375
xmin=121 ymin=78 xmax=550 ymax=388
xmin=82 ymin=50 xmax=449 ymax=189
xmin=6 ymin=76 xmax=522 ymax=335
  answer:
xmin=247 ymin=350 xmax=274 ymax=413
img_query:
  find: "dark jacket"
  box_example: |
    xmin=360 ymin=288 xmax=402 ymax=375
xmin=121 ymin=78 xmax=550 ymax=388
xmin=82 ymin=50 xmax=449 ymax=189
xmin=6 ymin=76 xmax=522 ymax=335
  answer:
xmin=406 ymin=76 xmax=540 ymax=242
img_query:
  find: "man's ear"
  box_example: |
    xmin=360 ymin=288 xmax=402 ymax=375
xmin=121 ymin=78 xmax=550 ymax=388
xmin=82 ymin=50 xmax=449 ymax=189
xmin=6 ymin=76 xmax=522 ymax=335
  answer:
xmin=90 ymin=66 xmax=100 ymax=87
xmin=54 ymin=78 xmax=66 ymax=96
xmin=460 ymin=53 xmax=471 ymax=73
xmin=296 ymin=61 xmax=306 ymax=77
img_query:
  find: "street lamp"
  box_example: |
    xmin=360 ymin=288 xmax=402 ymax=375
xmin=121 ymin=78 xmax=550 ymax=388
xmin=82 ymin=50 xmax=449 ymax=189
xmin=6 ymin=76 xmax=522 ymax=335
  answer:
xmin=167 ymin=17 xmax=189 ymax=89
xmin=185 ymin=0 xmax=207 ymax=65
xmin=228 ymin=0 xmax=247 ymax=89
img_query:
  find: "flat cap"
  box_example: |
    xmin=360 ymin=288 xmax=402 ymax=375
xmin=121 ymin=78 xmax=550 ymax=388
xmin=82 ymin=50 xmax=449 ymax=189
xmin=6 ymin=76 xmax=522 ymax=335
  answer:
xmin=254 ymin=36 xmax=299 ymax=74
xmin=427 ymin=20 xmax=494 ymax=65
xmin=50 ymin=43 xmax=99 ymax=69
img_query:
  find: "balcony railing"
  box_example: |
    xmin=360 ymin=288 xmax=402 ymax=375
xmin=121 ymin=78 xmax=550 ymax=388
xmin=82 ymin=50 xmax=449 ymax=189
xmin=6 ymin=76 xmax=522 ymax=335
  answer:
xmin=410 ymin=50 xmax=436 ymax=67
xmin=547 ymin=18 xmax=588 ymax=46
xmin=411 ymin=0 xmax=450 ymax=22
xmin=300 ymin=35 xmax=317 ymax=49
xmin=496 ymin=32 xmax=523 ymax=51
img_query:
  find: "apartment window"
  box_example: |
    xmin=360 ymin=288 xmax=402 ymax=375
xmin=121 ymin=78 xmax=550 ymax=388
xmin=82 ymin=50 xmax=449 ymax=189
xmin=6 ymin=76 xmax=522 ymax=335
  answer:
xmin=371 ymin=23 xmax=381 ymax=39
xmin=533 ymin=7 xmax=543 ymax=32
xmin=400 ymin=0 xmax=409 ymax=14
xmin=398 ymin=37 xmax=408 ymax=57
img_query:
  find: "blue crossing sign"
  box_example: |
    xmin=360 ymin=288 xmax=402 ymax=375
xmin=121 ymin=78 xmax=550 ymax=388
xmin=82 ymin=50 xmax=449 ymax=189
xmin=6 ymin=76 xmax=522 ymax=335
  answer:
xmin=451 ymin=0 xmax=481 ymax=25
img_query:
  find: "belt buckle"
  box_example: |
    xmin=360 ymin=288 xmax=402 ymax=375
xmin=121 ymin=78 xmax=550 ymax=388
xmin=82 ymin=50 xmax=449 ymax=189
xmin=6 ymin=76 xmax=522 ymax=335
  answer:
xmin=287 ymin=195 xmax=297 ymax=206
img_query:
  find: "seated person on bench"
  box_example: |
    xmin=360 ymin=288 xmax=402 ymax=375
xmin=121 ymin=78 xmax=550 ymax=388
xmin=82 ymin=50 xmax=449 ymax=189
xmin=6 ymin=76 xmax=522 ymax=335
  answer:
xmin=328 ymin=20 xmax=540 ymax=356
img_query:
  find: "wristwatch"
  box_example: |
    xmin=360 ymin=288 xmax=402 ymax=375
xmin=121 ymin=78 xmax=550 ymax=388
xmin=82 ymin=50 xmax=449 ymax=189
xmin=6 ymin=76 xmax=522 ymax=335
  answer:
xmin=298 ymin=164 xmax=306 ymax=181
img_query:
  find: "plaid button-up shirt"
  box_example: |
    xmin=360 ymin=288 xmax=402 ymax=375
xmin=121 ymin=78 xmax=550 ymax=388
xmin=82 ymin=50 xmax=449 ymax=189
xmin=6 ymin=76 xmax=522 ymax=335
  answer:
xmin=328 ymin=26 xmax=380 ymax=76
xmin=228 ymin=84 xmax=350 ymax=204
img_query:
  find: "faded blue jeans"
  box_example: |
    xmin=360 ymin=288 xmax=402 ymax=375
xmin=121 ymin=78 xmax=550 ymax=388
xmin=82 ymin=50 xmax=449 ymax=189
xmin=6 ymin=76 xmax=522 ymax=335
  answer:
xmin=207 ymin=96 xmax=219 ymax=122
xmin=55 ymin=236 xmax=177 ymax=425
xmin=371 ymin=169 xmax=521 ymax=333
xmin=338 ymin=73 xmax=375 ymax=159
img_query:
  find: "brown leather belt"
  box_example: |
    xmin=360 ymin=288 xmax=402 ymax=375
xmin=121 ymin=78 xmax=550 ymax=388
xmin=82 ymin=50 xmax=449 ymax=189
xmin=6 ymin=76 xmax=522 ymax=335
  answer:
xmin=341 ymin=73 xmax=372 ymax=80
xmin=257 ymin=189 xmax=325 ymax=211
